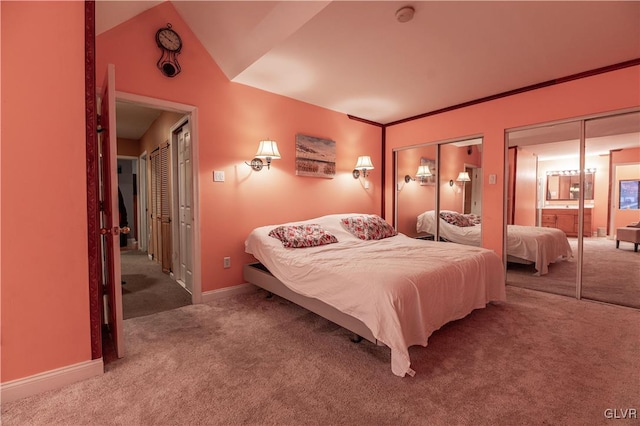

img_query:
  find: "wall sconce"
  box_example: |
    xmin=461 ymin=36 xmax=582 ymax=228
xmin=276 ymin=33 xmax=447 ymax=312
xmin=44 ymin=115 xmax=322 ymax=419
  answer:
xmin=449 ymin=171 xmax=471 ymax=187
xmin=246 ymin=139 xmax=281 ymax=171
xmin=405 ymin=165 xmax=433 ymax=183
xmin=352 ymin=156 xmax=374 ymax=179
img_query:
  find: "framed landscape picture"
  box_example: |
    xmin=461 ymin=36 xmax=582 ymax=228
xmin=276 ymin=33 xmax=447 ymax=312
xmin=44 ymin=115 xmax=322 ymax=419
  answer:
xmin=295 ymin=134 xmax=336 ymax=178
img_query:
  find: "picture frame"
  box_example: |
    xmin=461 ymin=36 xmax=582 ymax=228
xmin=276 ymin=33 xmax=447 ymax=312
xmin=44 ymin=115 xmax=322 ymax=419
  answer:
xmin=295 ymin=134 xmax=336 ymax=179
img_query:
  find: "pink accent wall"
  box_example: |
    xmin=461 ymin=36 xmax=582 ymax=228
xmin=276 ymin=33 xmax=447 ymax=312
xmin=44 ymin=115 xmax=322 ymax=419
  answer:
xmin=96 ymin=2 xmax=382 ymax=293
xmin=386 ymin=66 xmax=640 ymax=257
xmin=1 ymin=2 xmax=91 ymax=381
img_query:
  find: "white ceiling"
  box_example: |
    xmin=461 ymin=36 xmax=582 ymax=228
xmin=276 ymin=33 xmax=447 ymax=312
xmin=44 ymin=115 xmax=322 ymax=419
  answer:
xmin=99 ymin=1 xmax=640 ymax=140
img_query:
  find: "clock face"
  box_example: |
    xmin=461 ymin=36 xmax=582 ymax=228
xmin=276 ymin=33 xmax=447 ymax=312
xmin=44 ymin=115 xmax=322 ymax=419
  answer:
xmin=157 ymin=28 xmax=181 ymax=52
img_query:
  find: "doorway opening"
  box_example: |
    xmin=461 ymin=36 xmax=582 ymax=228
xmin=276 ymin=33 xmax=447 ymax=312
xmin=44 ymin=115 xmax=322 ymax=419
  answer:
xmin=100 ymin=91 xmax=201 ymax=363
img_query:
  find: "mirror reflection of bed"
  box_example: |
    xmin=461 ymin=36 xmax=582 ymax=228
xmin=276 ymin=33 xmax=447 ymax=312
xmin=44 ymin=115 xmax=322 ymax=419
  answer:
xmin=506 ymin=111 xmax=640 ymax=309
xmin=395 ymin=137 xmax=482 ymax=239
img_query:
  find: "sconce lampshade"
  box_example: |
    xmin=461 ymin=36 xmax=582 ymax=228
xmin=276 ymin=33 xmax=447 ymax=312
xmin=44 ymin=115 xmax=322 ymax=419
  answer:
xmin=247 ymin=139 xmax=281 ymax=171
xmin=416 ymin=165 xmax=432 ymax=177
xmin=354 ymin=156 xmax=374 ymax=170
xmin=456 ymin=171 xmax=471 ymax=182
xmin=353 ymin=156 xmax=374 ymax=179
xmin=255 ymin=140 xmax=281 ymax=159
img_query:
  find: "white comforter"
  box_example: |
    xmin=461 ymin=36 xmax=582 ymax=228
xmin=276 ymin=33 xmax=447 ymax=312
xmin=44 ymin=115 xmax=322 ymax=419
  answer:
xmin=416 ymin=210 xmax=573 ymax=275
xmin=245 ymin=214 xmax=506 ymax=377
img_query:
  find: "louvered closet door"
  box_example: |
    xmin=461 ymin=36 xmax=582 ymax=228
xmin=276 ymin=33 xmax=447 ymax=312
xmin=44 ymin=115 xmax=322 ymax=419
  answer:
xmin=159 ymin=143 xmax=172 ymax=273
xmin=150 ymin=149 xmax=160 ymax=261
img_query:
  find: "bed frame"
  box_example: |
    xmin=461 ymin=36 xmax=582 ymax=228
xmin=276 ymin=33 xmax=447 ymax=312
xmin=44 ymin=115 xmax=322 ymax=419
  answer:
xmin=243 ymin=262 xmax=379 ymax=345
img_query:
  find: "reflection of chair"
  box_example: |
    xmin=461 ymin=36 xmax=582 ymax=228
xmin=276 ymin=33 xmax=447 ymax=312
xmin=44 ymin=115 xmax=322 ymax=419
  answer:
xmin=616 ymin=224 xmax=640 ymax=252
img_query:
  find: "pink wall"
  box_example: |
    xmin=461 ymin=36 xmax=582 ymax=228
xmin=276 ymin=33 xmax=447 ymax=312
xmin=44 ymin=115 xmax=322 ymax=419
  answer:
xmin=96 ymin=2 xmax=382 ymax=292
xmin=1 ymin=2 xmax=91 ymax=381
xmin=386 ymin=66 xmax=640 ymax=257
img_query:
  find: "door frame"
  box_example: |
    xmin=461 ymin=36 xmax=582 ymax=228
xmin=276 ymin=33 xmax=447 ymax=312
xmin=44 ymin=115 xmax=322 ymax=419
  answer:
xmin=115 ymin=91 xmax=202 ymax=305
xmin=138 ymin=151 xmax=148 ymax=252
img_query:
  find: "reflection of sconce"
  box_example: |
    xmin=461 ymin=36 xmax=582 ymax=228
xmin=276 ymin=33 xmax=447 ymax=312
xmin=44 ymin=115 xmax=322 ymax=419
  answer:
xmin=405 ymin=165 xmax=433 ymax=183
xmin=246 ymin=139 xmax=281 ymax=171
xmin=449 ymin=171 xmax=471 ymax=187
xmin=352 ymin=156 xmax=374 ymax=179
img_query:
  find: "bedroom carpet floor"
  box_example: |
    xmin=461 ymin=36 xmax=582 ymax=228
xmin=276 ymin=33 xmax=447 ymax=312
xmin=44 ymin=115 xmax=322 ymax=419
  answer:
xmin=507 ymin=236 xmax=640 ymax=309
xmin=2 ymin=286 xmax=638 ymax=425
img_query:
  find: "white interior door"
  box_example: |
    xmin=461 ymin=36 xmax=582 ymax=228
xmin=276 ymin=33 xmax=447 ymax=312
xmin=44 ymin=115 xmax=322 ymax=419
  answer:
xmin=178 ymin=124 xmax=194 ymax=292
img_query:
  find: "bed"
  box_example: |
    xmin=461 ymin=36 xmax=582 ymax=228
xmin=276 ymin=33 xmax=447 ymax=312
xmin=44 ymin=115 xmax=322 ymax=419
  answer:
xmin=416 ymin=210 xmax=573 ymax=276
xmin=244 ymin=213 xmax=506 ymax=377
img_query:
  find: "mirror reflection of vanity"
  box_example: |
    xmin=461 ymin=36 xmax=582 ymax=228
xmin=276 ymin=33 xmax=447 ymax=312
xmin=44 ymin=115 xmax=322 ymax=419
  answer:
xmin=542 ymin=169 xmax=595 ymax=237
xmin=546 ymin=169 xmax=595 ymax=201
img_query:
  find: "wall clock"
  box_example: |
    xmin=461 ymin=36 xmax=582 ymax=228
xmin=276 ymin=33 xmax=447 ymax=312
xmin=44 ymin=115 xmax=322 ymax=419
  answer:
xmin=155 ymin=23 xmax=182 ymax=77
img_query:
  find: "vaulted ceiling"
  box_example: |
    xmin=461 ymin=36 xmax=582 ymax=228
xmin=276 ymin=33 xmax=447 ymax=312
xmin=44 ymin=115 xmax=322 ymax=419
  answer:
xmin=98 ymin=1 xmax=640 ymax=139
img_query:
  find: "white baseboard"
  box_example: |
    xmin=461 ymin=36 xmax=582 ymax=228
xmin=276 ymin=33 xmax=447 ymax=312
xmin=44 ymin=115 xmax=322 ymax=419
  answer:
xmin=201 ymin=283 xmax=257 ymax=303
xmin=1 ymin=358 xmax=103 ymax=403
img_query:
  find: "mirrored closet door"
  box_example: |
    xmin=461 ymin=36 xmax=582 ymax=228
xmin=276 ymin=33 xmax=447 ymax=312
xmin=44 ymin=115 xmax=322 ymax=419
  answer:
xmin=506 ymin=122 xmax=580 ymax=298
xmin=506 ymin=110 xmax=640 ymax=309
xmin=394 ymin=136 xmax=483 ymax=243
xmin=581 ymin=112 xmax=640 ymax=308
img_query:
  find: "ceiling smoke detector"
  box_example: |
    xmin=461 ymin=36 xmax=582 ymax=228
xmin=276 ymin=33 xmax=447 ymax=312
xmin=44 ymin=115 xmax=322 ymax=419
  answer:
xmin=395 ymin=6 xmax=415 ymax=23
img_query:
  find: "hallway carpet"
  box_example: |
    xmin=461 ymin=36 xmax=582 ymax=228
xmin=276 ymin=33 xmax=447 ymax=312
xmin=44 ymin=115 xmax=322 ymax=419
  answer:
xmin=121 ymin=250 xmax=191 ymax=320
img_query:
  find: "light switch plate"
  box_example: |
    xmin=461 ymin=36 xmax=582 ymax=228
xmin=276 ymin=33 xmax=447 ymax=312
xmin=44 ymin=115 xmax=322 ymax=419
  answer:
xmin=489 ymin=174 xmax=497 ymax=185
xmin=213 ymin=171 xmax=225 ymax=182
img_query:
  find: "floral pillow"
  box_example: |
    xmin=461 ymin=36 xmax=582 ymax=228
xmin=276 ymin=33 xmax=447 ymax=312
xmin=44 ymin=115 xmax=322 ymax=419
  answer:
xmin=464 ymin=214 xmax=481 ymax=225
xmin=341 ymin=215 xmax=398 ymax=240
xmin=268 ymin=224 xmax=338 ymax=248
xmin=439 ymin=211 xmax=474 ymax=227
